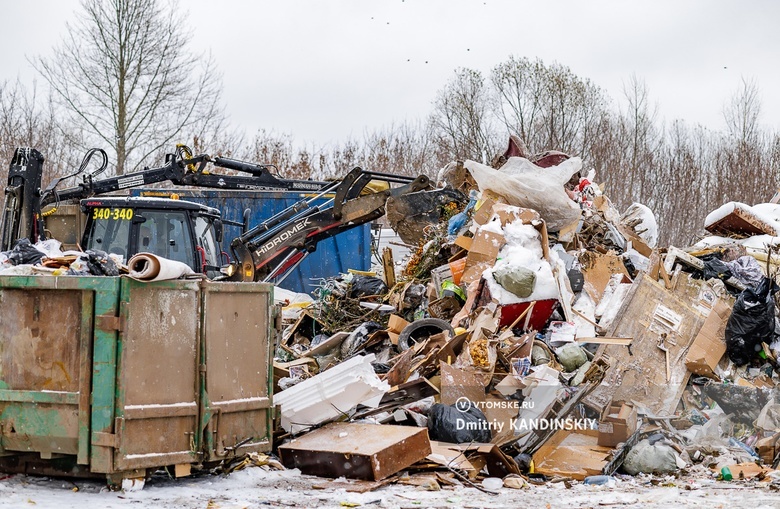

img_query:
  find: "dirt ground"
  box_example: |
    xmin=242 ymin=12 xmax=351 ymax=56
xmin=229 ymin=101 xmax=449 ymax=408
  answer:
xmin=2 ymin=468 xmax=780 ymax=509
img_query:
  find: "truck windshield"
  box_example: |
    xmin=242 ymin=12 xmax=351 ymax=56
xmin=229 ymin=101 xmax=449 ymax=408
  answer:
xmin=84 ymin=209 xmax=132 ymax=262
xmin=136 ymin=210 xmax=195 ymax=269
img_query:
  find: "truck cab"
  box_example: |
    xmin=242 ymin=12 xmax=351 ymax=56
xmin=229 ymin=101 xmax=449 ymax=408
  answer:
xmin=80 ymin=196 xmax=225 ymax=276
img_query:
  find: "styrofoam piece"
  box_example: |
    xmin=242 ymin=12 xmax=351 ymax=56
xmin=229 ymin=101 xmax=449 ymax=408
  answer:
xmin=274 ymin=354 xmax=389 ymax=434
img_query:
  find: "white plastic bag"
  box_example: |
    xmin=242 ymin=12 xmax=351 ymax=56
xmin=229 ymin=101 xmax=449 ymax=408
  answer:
xmin=464 ymin=156 xmax=582 ymax=234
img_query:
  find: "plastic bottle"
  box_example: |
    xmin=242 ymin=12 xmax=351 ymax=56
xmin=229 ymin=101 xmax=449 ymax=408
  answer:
xmin=583 ymin=475 xmax=615 ymax=486
xmin=720 ymin=467 xmax=733 ymax=481
xmin=728 ymin=437 xmax=759 ymax=458
xmin=481 ymin=477 xmax=503 ymax=490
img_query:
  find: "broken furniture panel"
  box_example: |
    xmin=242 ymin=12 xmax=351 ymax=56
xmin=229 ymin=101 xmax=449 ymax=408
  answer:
xmin=278 ymin=422 xmax=431 ymax=480
xmin=663 ymin=247 xmax=745 ymax=292
xmin=586 ymin=273 xmax=710 ymax=415
xmin=705 ymin=201 xmax=780 ymax=237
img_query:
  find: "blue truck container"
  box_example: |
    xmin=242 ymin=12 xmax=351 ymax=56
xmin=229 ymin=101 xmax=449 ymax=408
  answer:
xmin=131 ymin=188 xmax=371 ymax=294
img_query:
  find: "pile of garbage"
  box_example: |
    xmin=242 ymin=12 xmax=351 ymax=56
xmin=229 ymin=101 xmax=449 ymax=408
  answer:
xmin=271 ymin=137 xmax=780 ymax=490
xmin=0 ymin=240 xmax=194 ymax=281
xmin=4 ymin=136 xmax=780 ymax=491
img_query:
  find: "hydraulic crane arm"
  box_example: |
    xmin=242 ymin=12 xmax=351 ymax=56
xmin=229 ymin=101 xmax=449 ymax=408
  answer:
xmin=228 ymin=168 xmax=438 ymax=283
xmin=1 ymin=146 xmax=328 ymax=250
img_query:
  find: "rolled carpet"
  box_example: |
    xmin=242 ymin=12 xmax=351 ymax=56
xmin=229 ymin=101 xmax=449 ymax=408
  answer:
xmin=128 ymin=252 xmax=196 ymax=281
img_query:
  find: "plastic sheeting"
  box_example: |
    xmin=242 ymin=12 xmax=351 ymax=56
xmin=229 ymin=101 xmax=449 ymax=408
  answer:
xmin=464 ymin=156 xmax=582 ymax=233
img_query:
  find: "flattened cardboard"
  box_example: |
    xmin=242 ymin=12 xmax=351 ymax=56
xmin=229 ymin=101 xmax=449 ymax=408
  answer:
xmin=461 ymin=230 xmax=505 ymax=284
xmin=685 ymin=300 xmax=732 ymax=378
xmin=581 ymin=252 xmax=631 ymax=304
xmin=472 ymin=196 xmax=499 ymax=225
xmin=487 ymin=203 xmax=540 ymax=227
xmin=532 ymin=428 xmax=611 ymax=480
xmin=427 ymin=441 xmax=476 ymax=473
xmin=454 ymin=235 xmax=473 ymax=251
xmin=439 ymin=361 xmax=485 ymax=406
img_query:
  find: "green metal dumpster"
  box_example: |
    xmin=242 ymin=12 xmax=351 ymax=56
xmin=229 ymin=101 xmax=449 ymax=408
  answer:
xmin=0 ymin=276 xmax=274 ymax=483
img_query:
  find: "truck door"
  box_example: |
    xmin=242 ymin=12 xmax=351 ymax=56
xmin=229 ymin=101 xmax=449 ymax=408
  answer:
xmin=134 ymin=210 xmax=196 ymax=270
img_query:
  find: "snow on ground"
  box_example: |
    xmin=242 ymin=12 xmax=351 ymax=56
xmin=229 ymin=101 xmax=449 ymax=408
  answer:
xmin=3 ymin=468 xmax=780 ymax=509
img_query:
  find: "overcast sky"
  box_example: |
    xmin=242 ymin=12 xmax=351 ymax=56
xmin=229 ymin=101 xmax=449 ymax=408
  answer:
xmin=1 ymin=0 xmax=779 ymax=149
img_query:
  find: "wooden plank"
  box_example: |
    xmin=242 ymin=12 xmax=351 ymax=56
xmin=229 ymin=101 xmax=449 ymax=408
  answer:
xmin=382 ymin=247 xmax=396 ymax=288
xmin=576 ymin=337 xmax=633 ymax=346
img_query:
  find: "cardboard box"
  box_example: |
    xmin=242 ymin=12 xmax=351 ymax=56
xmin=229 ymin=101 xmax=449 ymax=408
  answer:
xmin=472 ymin=192 xmax=503 ymax=225
xmin=756 ymin=432 xmax=780 ymax=464
xmin=597 ymin=401 xmax=637 ymax=447
xmin=385 ymin=314 xmax=410 ymax=345
xmin=685 ymin=300 xmax=732 ymax=378
xmin=473 ymin=197 xmax=497 ymax=226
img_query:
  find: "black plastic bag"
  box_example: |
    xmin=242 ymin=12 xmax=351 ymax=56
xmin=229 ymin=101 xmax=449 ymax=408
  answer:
xmin=703 ymin=258 xmax=733 ymax=282
xmin=349 ymin=275 xmax=388 ymax=298
xmin=7 ymin=238 xmax=45 ymax=265
xmin=427 ymin=402 xmax=491 ymax=443
xmin=84 ymin=249 xmax=119 ymax=276
xmin=725 ymin=277 xmax=778 ymax=365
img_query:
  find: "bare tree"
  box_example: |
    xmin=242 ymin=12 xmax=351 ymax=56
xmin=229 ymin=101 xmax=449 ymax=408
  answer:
xmin=719 ymin=77 xmax=775 ymax=205
xmin=429 ymin=68 xmax=497 ymax=163
xmin=33 ymin=0 xmax=226 ymax=175
xmin=490 ymin=57 xmax=609 ymax=160
xmin=608 ymin=74 xmax=662 ymax=203
xmin=621 ymin=74 xmax=660 ymax=170
xmin=492 ymin=56 xmax=547 ymax=146
xmin=723 ymin=77 xmax=762 ymax=147
xmin=0 ymin=79 xmax=84 ymax=183
xmin=360 ymin=122 xmax=439 ymax=177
